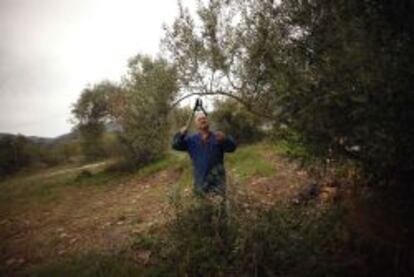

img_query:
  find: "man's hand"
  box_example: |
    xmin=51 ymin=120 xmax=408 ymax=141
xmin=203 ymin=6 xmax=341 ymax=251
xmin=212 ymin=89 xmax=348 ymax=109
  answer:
xmin=215 ymin=131 xmax=226 ymax=143
xmin=180 ymin=126 xmax=188 ymax=134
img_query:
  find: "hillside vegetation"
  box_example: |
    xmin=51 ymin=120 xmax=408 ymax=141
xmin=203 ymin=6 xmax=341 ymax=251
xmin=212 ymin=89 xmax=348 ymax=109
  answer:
xmin=0 ymin=143 xmax=306 ymax=275
xmin=1 ymin=142 xmax=411 ymax=276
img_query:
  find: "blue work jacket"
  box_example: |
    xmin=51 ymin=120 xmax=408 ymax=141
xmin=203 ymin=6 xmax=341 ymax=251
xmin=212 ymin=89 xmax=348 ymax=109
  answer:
xmin=172 ymin=131 xmax=237 ymax=193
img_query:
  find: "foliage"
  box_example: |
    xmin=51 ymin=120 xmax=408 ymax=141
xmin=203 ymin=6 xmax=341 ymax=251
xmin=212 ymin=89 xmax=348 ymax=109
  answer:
xmin=71 ymin=81 xmax=121 ymax=161
xmin=273 ymin=0 xmax=414 ymax=183
xmin=0 ymin=134 xmax=31 ymax=177
xmin=77 ymin=122 xmax=106 ymax=161
xmin=163 ymin=0 xmax=280 ymax=118
xmin=164 ymin=0 xmax=414 ymax=184
xmin=116 ymin=55 xmax=178 ymax=169
xmin=50 ymin=141 xmax=82 ymax=163
xmin=211 ymin=98 xmax=264 ymax=144
xmin=170 ymin=106 xmax=193 ymax=132
xmin=161 ymin=196 xmax=234 ymax=276
xmin=133 ymin=185 xmax=412 ymax=276
xmin=144 ymin=194 xmax=350 ymax=277
xmin=0 ymin=134 xmax=81 ymax=178
xmin=71 ymin=55 xmax=177 ymax=170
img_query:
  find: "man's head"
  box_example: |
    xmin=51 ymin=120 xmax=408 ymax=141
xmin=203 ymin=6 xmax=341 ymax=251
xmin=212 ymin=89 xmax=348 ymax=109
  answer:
xmin=194 ymin=112 xmax=209 ymax=132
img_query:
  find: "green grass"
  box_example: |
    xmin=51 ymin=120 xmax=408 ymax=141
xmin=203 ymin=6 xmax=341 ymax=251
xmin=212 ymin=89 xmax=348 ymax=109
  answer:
xmin=227 ymin=143 xmax=276 ymax=183
xmin=273 ymin=140 xmax=309 ymax=157
xmin=162 ymin=143 xmax=276 ymax=200
xmin=0 ymin=173 xmax=69 ymax=208
xmin=135 ymin=152 xmax=189 ymax=178
xmin=0 ymin=143 xmax=274 ymax=216
xmin=0 ymin=168 xmax=126 ymax=211
xmin=0 ymin=153 xmax=178 ymax=193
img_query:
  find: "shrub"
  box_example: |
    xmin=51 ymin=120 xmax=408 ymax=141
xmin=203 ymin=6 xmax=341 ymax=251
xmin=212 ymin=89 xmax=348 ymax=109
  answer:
xmin=149 ymin=191 xmax=350 ymax=277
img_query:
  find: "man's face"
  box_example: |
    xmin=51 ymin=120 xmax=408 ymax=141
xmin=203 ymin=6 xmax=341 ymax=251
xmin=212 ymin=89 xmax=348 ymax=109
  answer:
xmin=195 ymin=114 xmax=209 ymax=131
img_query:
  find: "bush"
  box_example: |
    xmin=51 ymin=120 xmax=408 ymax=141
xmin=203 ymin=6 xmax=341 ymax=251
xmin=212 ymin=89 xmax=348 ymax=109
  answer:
xmin=75 ymin=169 xmax=93 ymax=181
xmin=162 ymin=195 xmax=233 ymax=276
xmin=71 ymin=82 xmax=116 ymax=162
xmin=147 ymin=192 xmax=351 ymax=277
xmin=78 ymin=123 xmax=107 ymax=161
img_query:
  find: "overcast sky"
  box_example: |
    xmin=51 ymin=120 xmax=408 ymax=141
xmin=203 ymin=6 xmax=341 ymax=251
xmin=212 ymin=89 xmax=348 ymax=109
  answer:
xmin=0 ymin=0 xmax=195 ymax=137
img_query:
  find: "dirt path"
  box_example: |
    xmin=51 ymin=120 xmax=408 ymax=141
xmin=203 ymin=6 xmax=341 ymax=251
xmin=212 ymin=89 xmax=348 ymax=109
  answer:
xmin=239 ymin=155 xmax=312 ymax=206
xmin=1 ymin=168 xmax=182 ymax=272
xmin=27 ymin=161 xmax=110 ymax=180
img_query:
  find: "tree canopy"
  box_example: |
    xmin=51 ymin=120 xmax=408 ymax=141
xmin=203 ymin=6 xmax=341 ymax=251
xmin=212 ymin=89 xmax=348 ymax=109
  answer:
xmin=164 ymin=0 xmax=414 ymax=183
xmin=71 ymin=55 xmax=177 ymax=168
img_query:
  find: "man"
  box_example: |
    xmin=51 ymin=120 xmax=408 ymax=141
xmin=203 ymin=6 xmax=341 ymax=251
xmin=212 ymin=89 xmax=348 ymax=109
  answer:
xmin=172 ymin=113 xmax=237 ymax=195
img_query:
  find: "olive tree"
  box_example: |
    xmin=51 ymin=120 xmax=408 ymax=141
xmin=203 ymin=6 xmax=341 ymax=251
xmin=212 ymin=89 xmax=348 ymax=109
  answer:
xmin=72 ymin=81 xmax=119 ymax=161
xmin=117 ymin=55 xmax=178 ymax=168
xmin=164 ymin=0 xmax=414 ymax=183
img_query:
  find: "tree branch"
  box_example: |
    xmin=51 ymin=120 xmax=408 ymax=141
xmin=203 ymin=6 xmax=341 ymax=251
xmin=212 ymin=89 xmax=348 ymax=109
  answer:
xmin=170 ymin=91 xmax=274 ymax=119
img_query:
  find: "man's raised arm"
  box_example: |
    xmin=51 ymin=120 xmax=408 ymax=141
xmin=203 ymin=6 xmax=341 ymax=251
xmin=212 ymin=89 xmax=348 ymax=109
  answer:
xmin=216 ymin=131 xmax=237 ymax=153
xmin=222 ymin=135 xmax=237 ymax=152
xmin=172 ymin=127 xmax=189 ymax=151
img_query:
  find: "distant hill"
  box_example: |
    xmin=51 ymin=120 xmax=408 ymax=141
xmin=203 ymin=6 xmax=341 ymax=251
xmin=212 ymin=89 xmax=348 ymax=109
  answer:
xmin=49 ymin=131 xmax=80 ymax=145
xmin=0 ymin=132 xmax=78 ymax=146
xmin=0 ymin=121 xmax=121 ymax=146
xmin=26 ymin=136 xmax=56 ymax=145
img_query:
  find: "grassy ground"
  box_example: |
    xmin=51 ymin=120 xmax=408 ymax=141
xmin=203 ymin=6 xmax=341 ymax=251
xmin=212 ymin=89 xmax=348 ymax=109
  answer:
xmin=227 ymin=143 xmax=276 ymax=183
xmin=0 ymin=142 xmax=315 ymax=276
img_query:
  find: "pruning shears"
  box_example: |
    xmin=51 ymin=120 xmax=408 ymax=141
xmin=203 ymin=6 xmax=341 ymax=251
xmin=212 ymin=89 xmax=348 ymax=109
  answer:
xmin=185 ymin=98 xmax=208 ymax=130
